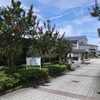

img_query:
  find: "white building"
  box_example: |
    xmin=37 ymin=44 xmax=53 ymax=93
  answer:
xmin=65 ymin=36 xmax=98 ymax=63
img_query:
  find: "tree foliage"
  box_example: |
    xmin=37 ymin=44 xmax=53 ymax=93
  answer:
xmin=0 ymin=0 xmax=72 ymax=71
xmin=0 ymin=0 xmax=37 ymax=71
xmin=28 ymin=21 xmax=59 ymax=67
xmin=55 ymin=34 xmax=72 ymax=61
xmin=90 ymin=0 xmax=100 ymax=36
xmin=28 ymin=21 xmax=72 ymax=66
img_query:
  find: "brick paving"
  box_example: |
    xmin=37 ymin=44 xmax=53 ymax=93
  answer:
xmin=0 ymin=59 xmax=100 ymax=100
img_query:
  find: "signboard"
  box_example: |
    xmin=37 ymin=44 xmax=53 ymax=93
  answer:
xmin=26 ymin=57 xmax=41 ymax=70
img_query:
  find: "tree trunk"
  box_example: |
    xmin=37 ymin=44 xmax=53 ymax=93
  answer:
xmin=49 ymin=57 xmax=51 ymax=62
xmin=9 ymin=44 xmax=16 ymax=72
xmin=11 ymin=51 xmax=14 ymax=67
xmin=59 ymin=56 xmax=63 ymax=65
xmin=41 ymin=56 xmax=45 ymax=68
xmin=59 ymin=56 xmax=62 ymax=61
xmin=7 ymin=59 xmax=9 ymax=67
xmin=9 ymin=51 xmax=16 ymax=72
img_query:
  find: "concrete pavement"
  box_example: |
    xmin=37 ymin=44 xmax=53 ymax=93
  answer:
xmin=0 ymin=59 xmax=100 ymax=100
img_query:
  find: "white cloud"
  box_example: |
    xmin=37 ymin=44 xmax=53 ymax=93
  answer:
xmin=74 ymin=19 xmax=82 ymax=25
xmin=0 ymin=0 xmax=44 ymax=20
xmin=82 ymin=1 xmax=100 ymax=8
xmin=50 ymin=15 xmax=63 ymax=20
xmin=80 ymin=9 xmax=84 ymax=15
xmin=35 ymin=13 xmax=45 ymax=20
xmin=21 ymin=4 xmax=44 ymax=20
xmin=0 ymin=0 xmax=40 ymax=13
xmin=37 ymin=0 xmax=94 ymax=9
xmin=73 ymin=18 xmax=100 ymax=34
xmin=88 ymin=38 xmax=100 ymax=50
xmin=74 ymin=15 xmax=96 ymax=25
xmin=58 ymin=25 xmax=75 ymax=36
xmin=21 ymin=4 xmax=40 ymax=13
xmin=73 ymin=9 xmax=84 ymax=16
xmin=34 ymin=8 xmax=40 ymax=12
xmin=50 ymin=11 xmax=72 ymax=20
xmin=38 ymin=21 xmax=44 ymax=27
xmin=0 ymin=0 xmax=11 ymax=7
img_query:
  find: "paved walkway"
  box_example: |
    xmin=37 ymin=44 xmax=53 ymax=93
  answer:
xmin=0 ymin=59 xmax=100 ymax=100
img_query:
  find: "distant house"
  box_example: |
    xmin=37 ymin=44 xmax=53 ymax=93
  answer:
xmin=65 ymin=36 xmax=98 ymax=59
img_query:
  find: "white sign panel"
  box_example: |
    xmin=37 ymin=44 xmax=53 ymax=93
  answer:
xmin=26 ymin=57 xmax=41 ymax=70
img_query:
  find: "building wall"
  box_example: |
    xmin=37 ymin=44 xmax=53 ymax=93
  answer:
xmin=71 ymin=36 xmax=97 ymax=51
xmin=71 ymin=36 xmax=98 ymax=58
xmin=78 ymin=36 xmax=88 ymax=45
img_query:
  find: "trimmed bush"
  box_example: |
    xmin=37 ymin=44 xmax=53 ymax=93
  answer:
xmin=18 ymin=68 xmax=48 ymax=84
xmin=65 ymin=64 xmax=71 ymax=70
xmin=0 ymin=73 xmax=20 ymax=92
xmin=0 ymin=63 xmax=70 ymax=92
xmin=47 ymin=64 xmax=70 ymax=76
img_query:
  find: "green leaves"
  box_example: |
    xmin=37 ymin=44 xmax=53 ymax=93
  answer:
xmin=28 ymin=20 xmax=59 ymax=57
xmin=90 ymin=2 xmax=100 ymax=36
xmin=0 ymin=63 xmax=70 ymax=92
xmin=0 ymin=0 xmax=38 ymax=69
xmin=55 ymin=35 xmax=72 ymax=60
xmin=28 ymin=19 xmax=72 ymax=65
xmin=90 ymin=4 xmax=100 ymax=19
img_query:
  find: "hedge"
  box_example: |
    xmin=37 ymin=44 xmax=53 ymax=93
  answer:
xmin=0 ymin=63 xmax=71 ymax=92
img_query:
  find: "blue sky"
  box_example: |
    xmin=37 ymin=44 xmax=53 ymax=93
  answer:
xmin=0 ymin=0 xmax=100 ymax=49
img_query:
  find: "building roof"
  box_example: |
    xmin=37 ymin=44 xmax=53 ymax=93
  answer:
xmin=71 ymin=49 xmax=89 ymax=53
xmin=65 ymin=36 xmax=87 ymax=41
xmin=89 ymin=50 xmax=100 ymax=52
xmin=80 ymin=44 xmax=98 ymax=47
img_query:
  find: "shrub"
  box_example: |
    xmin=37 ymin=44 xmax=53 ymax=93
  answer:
xmin=39 ymin=68 xmax=49 ymax=80
xmin=15 ymin=64 xmax=26 ymax=70
xmin=0 ymin=66 xmax=9 ymax=73
xmin=0 ymin=63 xmax=70 ymax=92
xmin=18 ymin=68 xmax=48 ymax=84
xmin=47 ymin=64 xmax=70 ymax=76
xmin=0 ymin=72 xmax=20 ymax=92
xmin=51 ymin=61 xmax=59 ymax=64
xmin=66 ymin=64 xmax=71 ymax=70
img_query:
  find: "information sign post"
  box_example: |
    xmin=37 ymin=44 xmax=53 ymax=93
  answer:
xmin=26 ymin=57 xmax=41 ymax=70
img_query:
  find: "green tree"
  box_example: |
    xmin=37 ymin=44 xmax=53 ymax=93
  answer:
xmin=28 ymin=20 xmax=59 ymax=67
xmin=0 ymin=0 xmax=37 ymax=72
xmin=90 ymin=0 xmax=100 ymax=36
xmin=55 ymin=34 xmax=72 ymax=63
xmin=47 ymin=46 xmax=57 ymax=62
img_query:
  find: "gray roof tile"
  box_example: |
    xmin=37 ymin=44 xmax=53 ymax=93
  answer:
xmin=65 ymin=36 xmax=86 ymax=41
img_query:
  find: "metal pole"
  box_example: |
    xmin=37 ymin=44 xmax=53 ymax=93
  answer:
xmin=26 ymin=57 xmax=28 ymax=70
xmin=40 ymin=57 xmax=41 ymax=70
